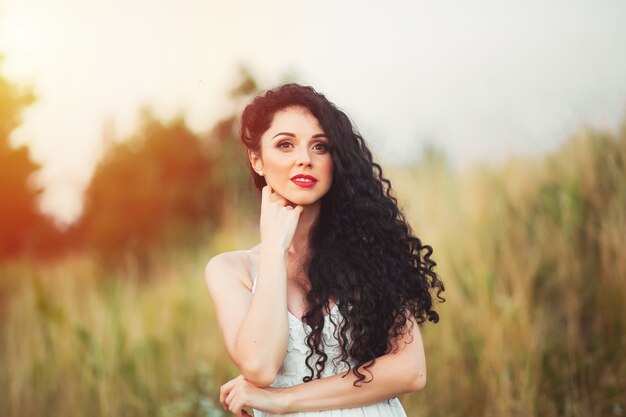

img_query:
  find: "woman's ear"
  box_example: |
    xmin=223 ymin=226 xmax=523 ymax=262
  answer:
xmin=248 ymin=149 xmax=264 ymax=176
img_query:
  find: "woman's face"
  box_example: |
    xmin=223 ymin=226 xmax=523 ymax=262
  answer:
xmin=249 ymin=105 xmax=333 ymax=207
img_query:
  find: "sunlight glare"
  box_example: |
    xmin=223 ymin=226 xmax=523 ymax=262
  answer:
xmin=1 ymin=6 xmax=51 ymax=82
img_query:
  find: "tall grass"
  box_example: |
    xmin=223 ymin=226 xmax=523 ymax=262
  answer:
xmin=391 ymin=122 xmax=626 ymax=417
xmin=0 ymin=248 xmax=243 ymax=417
xmin=1 ymin=122 xmax=624 ymax=417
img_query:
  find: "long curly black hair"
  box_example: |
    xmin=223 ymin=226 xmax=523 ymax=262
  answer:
xmin=240 ymin=83 xmax=445 ymax=386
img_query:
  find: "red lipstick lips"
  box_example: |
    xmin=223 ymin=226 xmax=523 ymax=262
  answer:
xmin=290 ymin=174 xmax=317 ymax=188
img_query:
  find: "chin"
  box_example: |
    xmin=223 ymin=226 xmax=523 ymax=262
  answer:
xmin=288 ymin=190 xmax=328 ymax=206
xmin=286 ymin=196 xmax=321 ymax=207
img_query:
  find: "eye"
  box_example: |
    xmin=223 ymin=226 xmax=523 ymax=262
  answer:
xmin=313 ymin=143 xmax=329 ymax=152
xmin=277 ymin=141 xmax=293 ymax=149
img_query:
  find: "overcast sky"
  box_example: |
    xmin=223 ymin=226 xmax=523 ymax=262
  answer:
xmin=1 ymin=0 xmax=625 ymax=225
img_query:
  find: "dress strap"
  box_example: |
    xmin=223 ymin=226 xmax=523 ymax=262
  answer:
xmin=246 ymin=249 xmax=258 ymax=294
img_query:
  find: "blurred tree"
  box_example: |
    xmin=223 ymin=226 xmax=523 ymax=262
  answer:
xmin=0 ymin=56 xmax=59 ymax=259
xmin=217 ymin=68 xmax=263 ymax=233
xmin=229 ymin=65 xmax=259 ymax=100
xmin=75 ymin=69 xmax=263 ymax=269
xmin=77 ymin=108 xmax=221 ymax=268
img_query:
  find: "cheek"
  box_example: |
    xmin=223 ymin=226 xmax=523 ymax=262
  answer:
xmin=263 ymin=154 xmax=290 ymax=174
xmin=324 ymin=158 xmax=334 ymax=177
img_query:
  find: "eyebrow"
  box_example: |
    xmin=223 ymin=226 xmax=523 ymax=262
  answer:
xmin=272 ymin=132 xmax=328 ymax=139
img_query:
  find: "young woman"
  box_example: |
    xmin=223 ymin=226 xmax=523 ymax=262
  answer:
xmin=204 ymin=84 xmax=445 ymax=416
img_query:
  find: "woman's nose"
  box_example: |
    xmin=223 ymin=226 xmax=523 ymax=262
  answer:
xmin=295 ymin=147 xmax=312 ymax=167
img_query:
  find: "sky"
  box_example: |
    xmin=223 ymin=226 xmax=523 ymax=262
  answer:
xmin=1 ymin=0 xmax=625 ymax=225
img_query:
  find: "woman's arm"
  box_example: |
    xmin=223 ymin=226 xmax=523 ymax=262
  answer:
xmin=220 ymin=313 xmax=427 ymax=415
xmin=205 ymin=245 xmax=289 ymax=385
xmin=207 ymin=186 xmax=304 ymax=386
xmin=277 ymin=314 xmax=426 ymax=413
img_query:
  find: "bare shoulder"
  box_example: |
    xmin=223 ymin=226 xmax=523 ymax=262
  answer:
xmin=204 ymin=248 xmax=256 ymax=293
xmin=203 ymin=249 xmax=258 ymax=363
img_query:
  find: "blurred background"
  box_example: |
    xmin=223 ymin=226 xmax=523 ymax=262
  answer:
xmin=1 ymin=1 xmax=625 ymax=416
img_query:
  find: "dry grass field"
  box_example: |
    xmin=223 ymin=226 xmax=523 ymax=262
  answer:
xmin=1 ymin=124 xmax=624 ymax=417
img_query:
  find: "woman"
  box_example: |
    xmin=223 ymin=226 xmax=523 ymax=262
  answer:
xmin=204 ymin=84 xmax=445 ymax=416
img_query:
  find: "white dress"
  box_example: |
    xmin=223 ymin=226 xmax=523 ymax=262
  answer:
xmin=246 ymin=250 xmax=408 ymax=417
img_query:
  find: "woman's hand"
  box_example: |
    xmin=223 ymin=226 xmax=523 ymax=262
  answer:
xmin=220 ymin=374 xmax=286 ymax=416
xmin=260 ymin=185 xmax=303 ymax=253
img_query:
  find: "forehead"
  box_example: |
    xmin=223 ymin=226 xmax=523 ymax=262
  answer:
xmin=267 ymin=106 xmax=323 ymax=133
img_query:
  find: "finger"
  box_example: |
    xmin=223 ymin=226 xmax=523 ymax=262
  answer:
xmin=225 ymin=384 xmax=237 ymax=408
xmin=220 ymin=378 xmax=238 ymax=409
xmin=219 ymin=384 xmax=227 ymax=409
xmin=229 ymin=397 xmax=243 ymax=416
xmin=261 ymin=185 xmax=271 ymax=205
xmin=221 ymin=394 xmax=228 ymax=411
xmin=287 ymin=205 xmax=303 ymax=217
xmin=265 ymin=184 xmax=290 ymax=205
xmin=269 ymin=189 xmax=288 ymax=205
xmin=266 ymin=184 xmax=276 ymax=202
xmin=220 ymin=385 xmax=230 ymax=410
